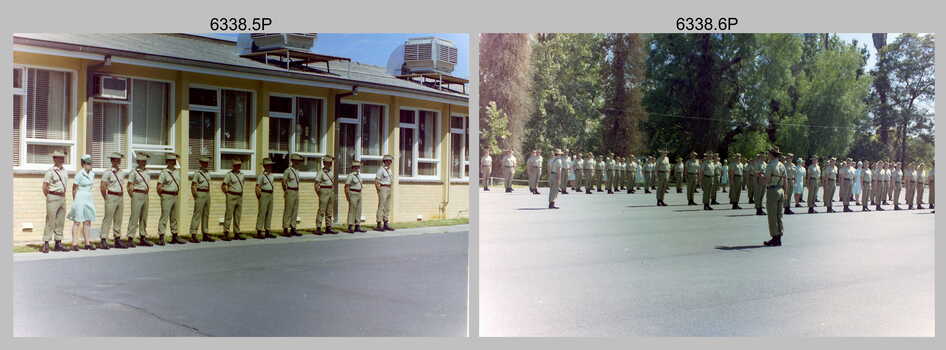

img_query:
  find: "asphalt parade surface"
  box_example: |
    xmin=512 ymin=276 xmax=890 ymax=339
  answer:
xmin=479 ymin=186 xmax=934 ymax=336
xmin=14 ymin=226 xmax=469 ymax=337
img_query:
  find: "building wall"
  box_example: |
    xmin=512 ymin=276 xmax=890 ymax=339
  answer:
xmin=12 ymin=49 xmax=469 ymax=244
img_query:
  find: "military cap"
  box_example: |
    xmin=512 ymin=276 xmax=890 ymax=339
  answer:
xmin=289 ymin=153 xmax=304 ymax=161
xmin=659 ymin=149 xmax=668 ymax=153
xmin=231 ymin=159 xmax=243 ymax=166
xmin=382 ymin=154 xmax=394 ymax=161
xmin=51 ymin=150 xmax=66 ymax=158
xmin=166 ymin=153 xmax=179 ymax=161
xmin=261 ymin=158 xmax=274 ymax=166
xmin=322 ymin=155 xmax=335 ymax=162
xmin=768 ymin=147 xmax=782 ymax=157
xmin=135 ymin=152 xmax=150 ymax=161
xmin=199 ymin=155 xmax=211 ymax=163
xmin=690 ymin=151 xmax=698 ymax=156
xmin=108 ymin=152 xmax=124 ymax=159
xmin=352 ymin=161 xmax=362 ymax=167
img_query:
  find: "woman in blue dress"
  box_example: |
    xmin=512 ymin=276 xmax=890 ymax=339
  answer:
xmin=720 ymin=159 xmax=729 ymax=193
xmin=853 ymin=161 xmax=863 ymax=206
xmin=794 ymin=157 xmax=806 ymax=207
xmin=67 ymin=154 xmax=97 ymax=251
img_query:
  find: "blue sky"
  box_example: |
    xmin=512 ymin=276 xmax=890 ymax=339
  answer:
xmin=202 ymin=33 xmax=469 ymax=78
xmin=836 ymin=33 xmax=901 ymax=69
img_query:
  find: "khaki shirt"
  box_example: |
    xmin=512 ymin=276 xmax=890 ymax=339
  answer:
xmin=823 ymin=165 xmax=838 ymax=181
xmin=596 ymin=160 xmax=606 ymax=171
xmin=224 ymin=171 xmax=245 ymax=193
xmin=192 ymin=169 xmax=211 ymax=191
xmin=731 ymin=162 xmax=744 ymax=176
xmin=892 ymin=169 xmax=903 ymax=183
xmin=376 ymin=166 xmax=393 ymax=185
xmin=583 ymin=158 xmax=595 ymax=170
xmin=808 ymin=164 xmax=821 ymax=180
xmin=128 ymin=168 xmax=150 ymax=192
xmin=346 ymin=171 xmax=363 ymax=191
xmin=862 ymin=169 xmax=872 ymax=183
xmin=258 ymin=172 xmax=275 ymax=191
xmin=159 ymin=168 xmax=181 ymax=193
xmin=765 ymin=160 xmax=787 ymax=187
xmin=502 ymin=155 xmax=517 ymax=167
xmin=44 ymin=166 xmax=67 ymax=193
xmin=315 ymin=168 xmax=335 ymax=187
xmin=674 ymin=162 xmax=684 ymax=174
xmin=657 ymin=156 xmax=670 ymax=172
xmin=686 ymin=159 xmax=700 ymax=174
xmin=102 ymin=167 xmax=125 ymax=193
xmin=481 ymin=155 xmax=493 ymax=168
xmin=527 ymin=155 xmax=542 ymax=169
xmin=283 ymin=167 xmax=300 ymax=189
xmin=550 ymin=157 xmax=563 ymax=175
xmin=701 ymin=161 xmax=715 ymax=176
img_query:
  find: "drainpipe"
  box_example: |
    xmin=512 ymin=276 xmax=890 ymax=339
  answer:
xmin=333 ymin=85 xmax=358 ymax=224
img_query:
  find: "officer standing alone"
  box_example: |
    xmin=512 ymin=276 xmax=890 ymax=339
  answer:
xmin=763 ymin=148 xmax=787 ymax=247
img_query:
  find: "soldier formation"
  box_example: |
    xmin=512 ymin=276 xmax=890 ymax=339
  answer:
xmin=40 ymin=151 xmax=400 ymax=254
xmin=483 ymin=148 xmax=935 ymax=246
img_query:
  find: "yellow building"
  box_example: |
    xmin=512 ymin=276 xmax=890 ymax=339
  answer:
xmin=11 ymin=33 xmax=470 ymax=243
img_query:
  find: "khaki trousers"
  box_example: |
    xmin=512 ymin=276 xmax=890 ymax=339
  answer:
xmin=527 ymin=166 xmax=539 ymax=191
xmin=906 ymin=181 xmax=916 ymax=206
xmin=377 ymin=186 xmax=392 ymax=223
xmin=730 ymin=175 xmax=743 ymax=204
xmin=766 ymin=186 xmax=784 ymax=238
xmin=101 ymin=194 xmax=123 ymax=239
xmin=916 ymin=182 xmax=925 ymax=204
xmin=190 ymin=191 xmax=210 ymax=234
xmin=656 ymin=171 xmax=669 ymax=201
xmin=256 ymin=192 xmax=273 ymax=231
xmin=159 ymin=193 xmax=178 ymax=235
xmin=43 ymin=195 xmax=66 ymax=241
xmin=317 ymin=188 xmax=335 ymax=228
xmin=347 ymin=190 xmax=362 ymax=225
xmin=503 ymin=166 xmax=514 ymax=190
xmin=549 ymin=172 xmax=560 ymax=203
xmin=224 ymin=193 xmax=242 ymax=234
xmin=686 ymin=173 xmax=698 ymax=202
xmin=754 ymin=176 xmax=766 ymax=209
xmin=784 ymin=179 xmax=795 ymax=208
xmin=283 ymin=189 xmax=299 ymax=229
xmin=807 ymin=179 xmax=820 ymax=208
xmin=481 ymin=166 xmax=492 ymax=188
xmin=128 ymin=192 xmax=149 ymax=238
xmin=862 ymin=181 xmax=872 ymax=208
xmin=893 ymin=182 xmax=902 ymax=205
xmin=823 ymin=180 xmax=836 ymax=208
xmin=702 ymin=176 xmax=714 ymax=205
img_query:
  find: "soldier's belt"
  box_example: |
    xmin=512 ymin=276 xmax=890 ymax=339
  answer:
xmin=350 ymin=189 xmax=362 ymax=192
xmin=767 ymin=185 xmax=782 ymax=189
xmin=197 ymin=188 xmax=210 ymax=192
xmin=228 ymin=191 xmax=243 ymax=196
xmin=733 ymin=175 xmax=742 ymax=177
xmin=286 ymin=187 xmax=298 ymax=191
xmin=133 ymin=189 xmax=148 ymax=194
xmin=261 ymin=189 xmax=273 ymax=193
xmin=658 ymin=171 xmax=668 ymax=173
xmin=160 ymin=191 xmax=178 ymax=196
xmin=107 ymin=191 xmax=124 ymax=196
xmin=48 ymin=191 xmax=65 ymax=197
xmin=319 ymin=186 xmax=334 ymax=189
xmin=379 ymin=184 xmax=391 ymax=187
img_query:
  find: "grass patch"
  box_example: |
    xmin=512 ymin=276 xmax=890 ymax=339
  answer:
xmin=13 ymin=217 xmax=469 ymax=254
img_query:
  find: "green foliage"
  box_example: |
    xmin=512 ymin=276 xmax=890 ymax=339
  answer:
xmin=479 ymin=34 xmax=532 ymax=153
xmin=730 ymin=131 xmax=770 ymax=159
xmin=481 ymin=101 xmax=511 ymax=156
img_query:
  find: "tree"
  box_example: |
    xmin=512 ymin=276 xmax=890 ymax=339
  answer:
xmin=870 ymin=33 xmax=895 ymax=148
xmin=884 ymin=33 xmax=935 ymax=162
xmin=601 ymin=33 xmax=648 ymax=156
xmin=481 ymin=101 xmax=511 ymax=156
xmin=479 ymin=33 xmax=532 ymax=153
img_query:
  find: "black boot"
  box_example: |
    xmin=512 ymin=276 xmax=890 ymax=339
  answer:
xmin=862 ymin=205 xmax=871 ymax=212
xmin=894 ymin=205 xmax=902 ymax=210
xmin=704 ymin=204 xmax=713 ymax=210
xmin=314 ymin=227 xmax=323 ymax=235
xmin=255 ymin=230 xmax=265 ymax=239
xmin=202 ymin=233 xmax=216 ymax=242
xmin=221 ymin=232 xmax=232 ymax=241
xmin=347 ymin=225 xmax=355 ymax=234
xmin=138 ymin=236 xmax=154 ymax=247
xmin=282 ymin=228 xmax=292 ymax=237
xmin=876 ymin=204 xmax=884 ymax=211
xmin=688 ymin=200 xmax=697 ymax=206
xmin=265 ymin=230 xmax=277 ymax=239
xmin=189 ymin=234 xmax=200 ymax=243
xmin=383 ymin=221 xmax=395 ymax=231
xmin=763 ymin=236 xmax=782 ymax=247
xmin=732 ymin=204 xmax=739 ymax=210
xmin=712 ymin=200 xmax=720 ymax=205
xmin=795 ymin=203 xmax=802 ymax=208
xmin=917 ymin=204 xmax=926 ymax=210
xmin=908 ymin=204 xmax=914 ymax=210
xmin=292 ymin=228 xmax=301 ymax=236
xmin=126 ymin=238 xmax=137 ymax=248
xmin=113 ymin=238 xmax=128 ymax=249
xmin=586 ymin=189 xmax=592 ymax=194
xmin=325 ymin=226 xmax=338 ymax=234
xmin=356 ymin=225 xmax=366 ymax=233
xmin=549 ymin=202 xmax=559 ymax=209
xmin=170 ymin=234 xmax=186 ymax=244
xmin=484 ymin=187 xmax=489 ymax=191
xmin=156 ymin=235 xmax=166 ymax=246
xmin=808 ymin=207 xmax=816 ymax=214
xmin=784 ymin=207 xmax=794 ymax=215
xmin=99 ymin=238 xmax=111 ymax=250
xmin=375 ymin=223 xmax=385 ymax=232
xmin=41 ymin=241 xmax=50 ymax=254
xmin=756 ymin=208 xmax=765 ymax=216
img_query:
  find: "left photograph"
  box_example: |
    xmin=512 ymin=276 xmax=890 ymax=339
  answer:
xmin=12 ymin=33 xmax=471 ymax=336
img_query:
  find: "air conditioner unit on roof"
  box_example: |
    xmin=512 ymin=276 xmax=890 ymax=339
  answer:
xmin=402 ymin=37 xmax=457 ymax=74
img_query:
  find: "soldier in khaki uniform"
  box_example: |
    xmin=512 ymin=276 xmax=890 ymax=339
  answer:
xmin=729 ymin=153 xmax=744 ymax=210
xmin=822 ymin=158 xmax=839 ymax=213
xmin=627 ymin=154 xmax=639 ymax=194
xmin=763 ymin=147 xmax=788 ymax=247
xmin=656 ymin=150 xmax=670 ymax=206
xmin=157 ymin=153 xmax=185 ymax=245
xmin=595 ymin=155 xmax=606 ymax=192
xmin=375 ymin=154 xmax=396 ymax=231
xmin=501 ymin=150 xmax=517 ymax=192
xmin=929 ymin=161 xmax=935 ymax=210
xmin=753 ymin=153 xmax=767 ymax=215
xmin=527 ymin=150 xmax=542 ymax=195
xmin=782 ymin=154 xmax=796 ymax=215
xmin=314 ymin=156 xmax=338 ymax=234
xmin=858 ymin=161 xmax=872 ymax=212
xmin=892 ymin=162 xmax=904 ymax=210
xmin=282 ymin=154 xmax=303 ymax=236
xmin=41 ymin=150 xmax=69 ymax=253
xmin=674 ymin=157 xmax=685 ymax=193
xmin=685 ymin=152 xmax=700 ymax=205
xmin=221 ymin=159 xmax=247 ymax=240
xmin=345 ymin=161 xmax=367 ymax=233
xmin=548 ymin=149 xmax=563 ymax=209
xmin=916 ymin=162 xmax=927 ymax=209
xmin=190 ymin=156 xmax=214 ymax=242
xmin=582 ymin=153 xmax=595 ymax=194
xmin=711 ymin=154 xmax=721 ymax=205
xmin=905 ymin=162 xmax=917 ymax=209
xmin=127 ymin=152 xmax=153 ymax=247
xmin=255 ymin=158 xmax=277 ymax=239
xmin=481 ymin=152 xmax=493 ymax=191
xmin=99 ymin=152 xmax=128 ymax=249
xmin=701 ymin=152 xmax=716 ymax=210
xmin=807 ymin=156 xmax=821 ymax=213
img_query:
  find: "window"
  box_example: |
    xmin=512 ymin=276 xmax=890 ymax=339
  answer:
xmin=399 ymin=109 xmax=440 ymax=178
xmin=188 ymin=86 xmax=255 ymax=172
xmin=268 ymin=95 xmax=325 ymax=173
xmin=87 ymin=77 xmax=173 ymax=169
xmin=450 ymin=115 xmax=469 ymax=179
xmin=13 ymin=67 xmax=74 ymax=168
xmin=338 ymin=102 xmax=387 ymax=177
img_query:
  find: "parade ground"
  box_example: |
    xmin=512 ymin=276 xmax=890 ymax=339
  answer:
xmin=479 ymin=186 xmax=934 ymax=336
xmin=14 ymin=226 xmax=469 ymax=337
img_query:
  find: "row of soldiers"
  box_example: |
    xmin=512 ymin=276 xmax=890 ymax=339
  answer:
xmin=40 ymin=151 xmax=397 ymax=253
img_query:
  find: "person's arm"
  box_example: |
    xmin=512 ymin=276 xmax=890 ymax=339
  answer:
xmin=344 ymin=181 xmax=351 ymax=203
xmin=191 ymin=175 xmax=198 ymax=199
xmin=255 ymin=181 xmax=261 ymax=199
xmin=126 ymin=174 xmax=134 ymax=197
xmin=42 ymin=181 xmax=49 ymax=197
xmin=221 ymin=174 xmax=229 ymax=194
xmin=157 ymin=173 xmax=165 ymax=195
xmin=72 ymin=183 xmax=78 ymax=200
xmin=100 ymin=174 xmax=109 ymax=200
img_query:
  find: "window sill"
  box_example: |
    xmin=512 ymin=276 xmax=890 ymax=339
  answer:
xmin=398 ymin=177 xmax=444 ymax=184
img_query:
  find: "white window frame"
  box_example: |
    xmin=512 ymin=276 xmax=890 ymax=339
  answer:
xmin=399 ymin=107 xmax=441 ymax=180
xmin=89 ymin=74 xmax=176 ymax=172
xmin=449 ymin=113 xmax=469 ymax=180
xmin=14 ymin=64 xmax=79 ymax=171
xmin=268 ymin=93 xmax=328 ymax=175
xmin=338 ymin=100 xmax=389 ymax=181
xmin=189 ymin=84 xmax=257 ymax=174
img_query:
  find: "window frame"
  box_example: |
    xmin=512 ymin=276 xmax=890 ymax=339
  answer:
xmin=268 ymin=92 xmax=328 ymax=175
xmin=398 ymin=107 xmax=441 ymax=180
xmin=338 ymin=100 xmax=389 ymax=181
xmin=188 ymin=84 xmax=257 ymax=174
xmin=89 ymin=74 xmax=176 ymax=172
xmin=449 ymin=113 xmax=469 ymax=180
xmin=13 ymin=64 xmax=79 ymax=171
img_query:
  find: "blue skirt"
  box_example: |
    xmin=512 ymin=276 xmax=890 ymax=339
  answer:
xmin=67 ymin=187 xmax=97 ymax=222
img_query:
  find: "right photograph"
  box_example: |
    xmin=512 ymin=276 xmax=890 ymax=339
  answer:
xmin=477 ymin=33 xmax=935 ymax=336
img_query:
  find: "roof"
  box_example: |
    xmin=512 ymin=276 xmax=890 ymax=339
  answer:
xmin=13 ymin=33 xmax=467 ymax=101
